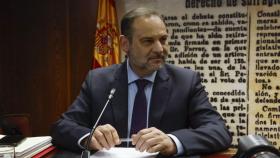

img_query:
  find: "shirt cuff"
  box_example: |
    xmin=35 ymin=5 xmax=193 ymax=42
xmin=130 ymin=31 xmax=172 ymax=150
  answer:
xmin=78 ymin=133 xmax=90 ymax=149
xmin=168 ymin=134 xmax=184 ymax=155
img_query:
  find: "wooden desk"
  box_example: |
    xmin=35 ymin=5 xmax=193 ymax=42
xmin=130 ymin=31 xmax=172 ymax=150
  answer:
xmin=37 ymin=146 xmax=236 ymax=158
xmin=201 ymin=148 xmax=236 ymax=158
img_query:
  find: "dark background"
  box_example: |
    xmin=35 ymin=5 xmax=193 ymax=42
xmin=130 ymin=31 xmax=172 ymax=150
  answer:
xmin=0 ymin=0 xmax=98 ymax=135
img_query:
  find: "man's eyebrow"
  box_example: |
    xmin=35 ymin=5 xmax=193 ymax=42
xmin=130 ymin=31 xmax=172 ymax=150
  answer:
xmin=141 ymin=34 xmax=168 ymax=39
xmin=139 ymin=36 xmax=154 ymax=40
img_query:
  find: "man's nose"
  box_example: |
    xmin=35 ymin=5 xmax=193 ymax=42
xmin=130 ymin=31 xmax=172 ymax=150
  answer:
xmin=152 ymin=40 xmax=164 ymax=52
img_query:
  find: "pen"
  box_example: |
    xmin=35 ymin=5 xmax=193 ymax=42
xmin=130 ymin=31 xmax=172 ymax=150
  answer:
xmin=120 ymin=138 xmax=132 ymax=142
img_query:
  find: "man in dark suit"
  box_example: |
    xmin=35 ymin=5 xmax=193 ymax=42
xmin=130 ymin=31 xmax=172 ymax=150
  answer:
xmin=51 ymin=7 xmax=232 ymax=157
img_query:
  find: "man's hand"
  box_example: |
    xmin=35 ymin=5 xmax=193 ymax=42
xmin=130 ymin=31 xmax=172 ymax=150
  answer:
xmin=131 ymin=127 xmax=177 ymax=156
xmin=84 ymin=124 xmax=121 ymax=150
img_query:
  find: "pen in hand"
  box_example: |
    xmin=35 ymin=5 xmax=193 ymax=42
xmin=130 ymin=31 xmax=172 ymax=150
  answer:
xmin=120 ymin=138 xmax=132 ymax=142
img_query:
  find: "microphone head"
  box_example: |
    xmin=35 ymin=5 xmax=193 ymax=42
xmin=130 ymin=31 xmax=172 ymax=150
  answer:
xmin=110 ymin=88 xmax=116 ymax=95
xmin=108 ymin=88 xmax=116 ymax=99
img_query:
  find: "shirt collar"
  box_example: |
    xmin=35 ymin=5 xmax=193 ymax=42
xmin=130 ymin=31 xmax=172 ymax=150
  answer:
xmin=127 ymin=59 xmax=157 ymax=84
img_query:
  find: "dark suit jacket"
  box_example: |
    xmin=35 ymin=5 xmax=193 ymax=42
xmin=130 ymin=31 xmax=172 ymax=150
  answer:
xmin=51 ymin=61 xmax=232 ymax=156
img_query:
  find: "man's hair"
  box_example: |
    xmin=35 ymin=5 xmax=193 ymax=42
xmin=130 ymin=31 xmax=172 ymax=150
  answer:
xmin=121 ymin=7 xmax=162 ymax=41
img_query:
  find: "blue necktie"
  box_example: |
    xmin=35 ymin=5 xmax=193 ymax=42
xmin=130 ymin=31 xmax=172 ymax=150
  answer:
xmin=130 ymin=79 xmax=149 ymax=136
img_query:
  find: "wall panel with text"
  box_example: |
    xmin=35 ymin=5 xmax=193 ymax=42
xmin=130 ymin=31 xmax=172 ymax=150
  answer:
xmin=116 ymin=0 xmax=280 ymax=149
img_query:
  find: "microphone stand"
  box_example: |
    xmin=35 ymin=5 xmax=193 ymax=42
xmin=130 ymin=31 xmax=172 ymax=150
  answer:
xmin=81 ymin=88 xmax=116 ymax=158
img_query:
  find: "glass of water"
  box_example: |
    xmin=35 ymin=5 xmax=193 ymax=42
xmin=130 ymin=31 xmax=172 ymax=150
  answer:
xmin=0 ymin=145 xmax=15 ymax=158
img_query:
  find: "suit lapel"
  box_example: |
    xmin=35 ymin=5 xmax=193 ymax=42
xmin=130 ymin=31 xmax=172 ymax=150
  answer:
xmin=110 ymin=63 xmax=128 ymax=138
xmin=149 ymin=66 xmax=171 ymax=128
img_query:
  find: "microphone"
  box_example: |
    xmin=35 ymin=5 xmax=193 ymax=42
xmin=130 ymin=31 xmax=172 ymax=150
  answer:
xmin=81 ymin=88 xmax=116 ymax=158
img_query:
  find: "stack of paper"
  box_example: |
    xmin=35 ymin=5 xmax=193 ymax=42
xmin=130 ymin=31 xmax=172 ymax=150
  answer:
xmin=0 ymin=135 xmax=52 ymax=158
xmin=15 ymin=136 xmax=52 ymax=158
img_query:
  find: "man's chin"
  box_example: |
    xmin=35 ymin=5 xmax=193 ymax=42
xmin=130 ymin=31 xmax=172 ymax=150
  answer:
xmin=149 ymin=62 xmax=164 ymax=71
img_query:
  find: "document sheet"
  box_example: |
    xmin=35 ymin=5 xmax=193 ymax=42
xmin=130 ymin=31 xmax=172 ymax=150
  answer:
xmin=91 ymin=147 xmax=158 ymax=158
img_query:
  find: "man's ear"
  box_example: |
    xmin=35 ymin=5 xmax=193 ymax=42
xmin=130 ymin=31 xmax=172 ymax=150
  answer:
xmin=120 ymin=35 xmax=129 ymax=53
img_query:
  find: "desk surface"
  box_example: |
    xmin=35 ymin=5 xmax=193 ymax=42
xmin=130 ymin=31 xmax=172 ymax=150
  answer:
xmin=40 ymin=147 xmax=236 ymax=158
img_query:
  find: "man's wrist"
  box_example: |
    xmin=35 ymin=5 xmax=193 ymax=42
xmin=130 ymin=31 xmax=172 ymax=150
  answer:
xmin=167 ymin=134 xmax=184 ymax=155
